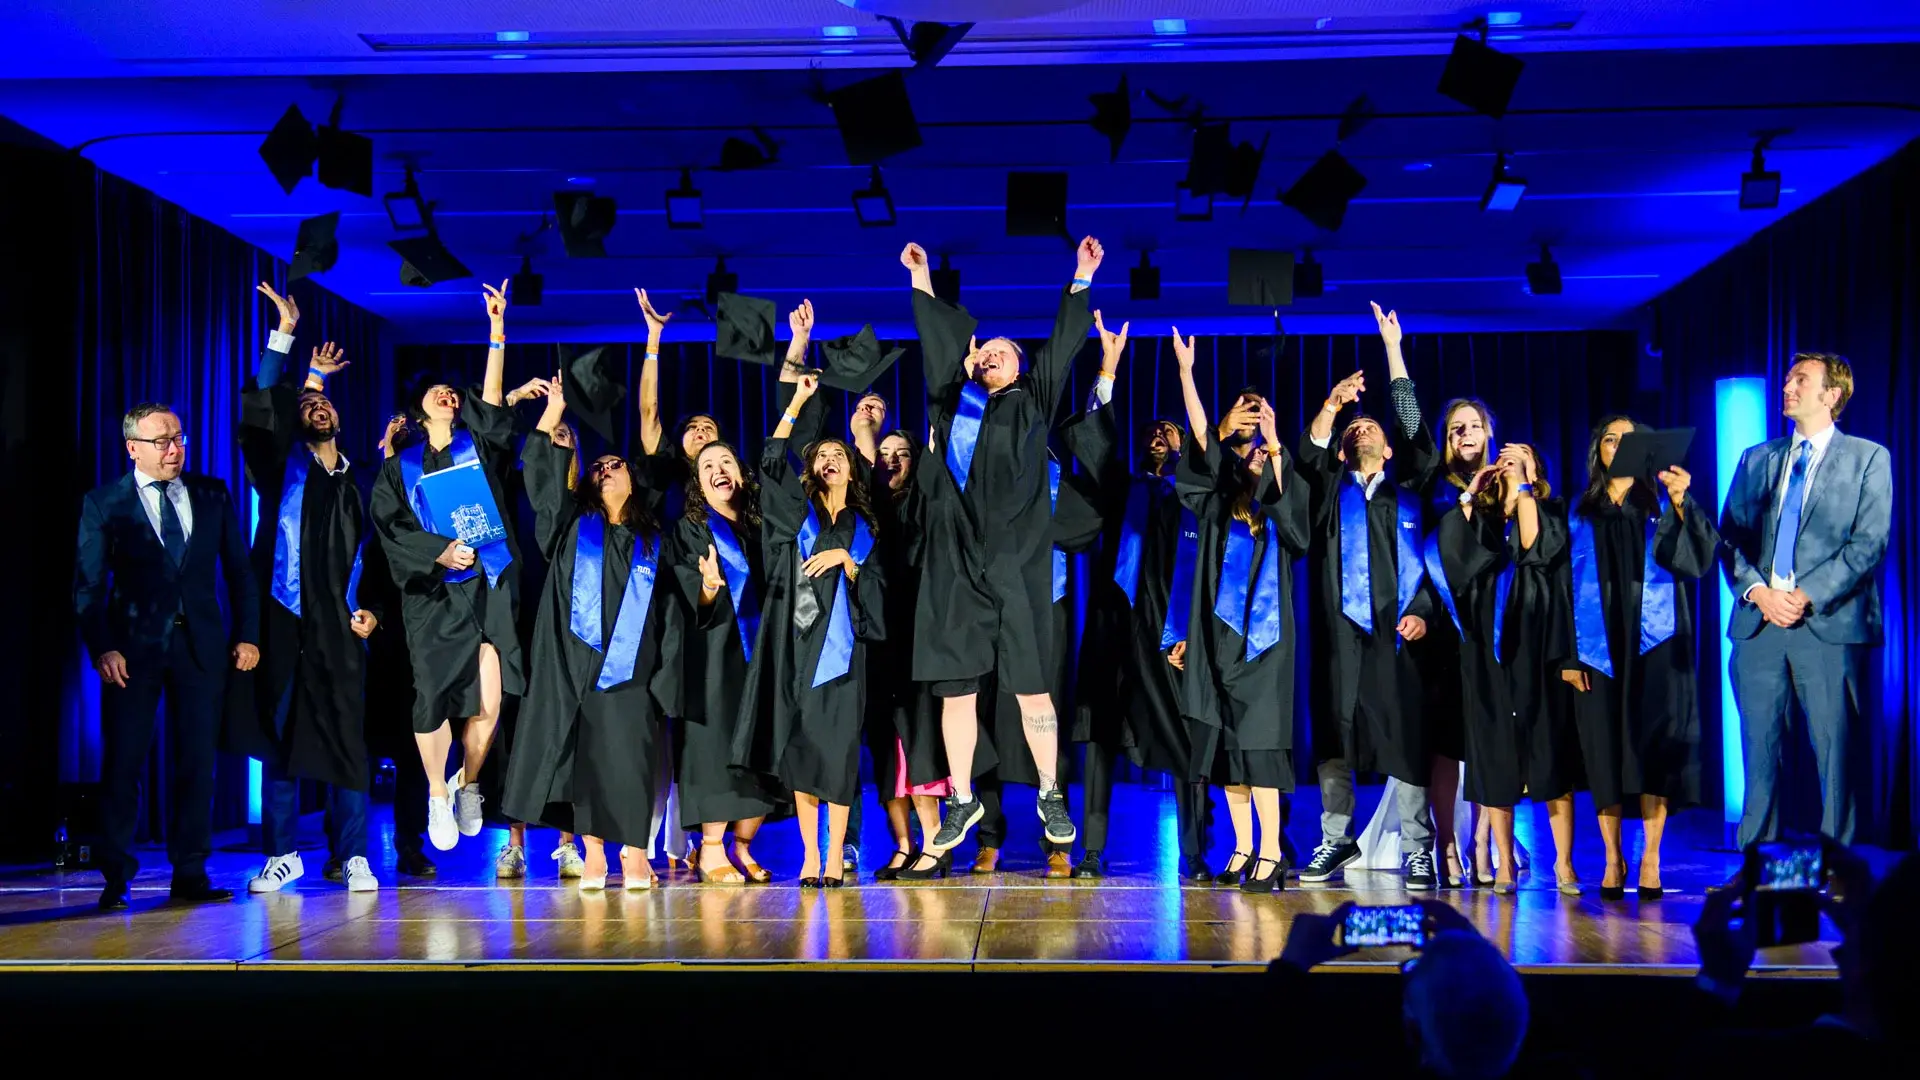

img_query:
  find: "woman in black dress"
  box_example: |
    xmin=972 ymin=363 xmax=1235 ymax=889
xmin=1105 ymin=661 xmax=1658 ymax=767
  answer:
xmin=1432 ymin=443 xmax=1567 ymax=894
xmin=1170 ymin=332 xmax=1309 ymax=894
xmin=733 ymin=375 xmax=887 ymax=886
xmin=1557 ymin=416 xmax=1716 ymax=900
xmin=370 ymin=281 xmax=534 ymax=855
xmin=503 ymin=379 xmax=673 ymax=890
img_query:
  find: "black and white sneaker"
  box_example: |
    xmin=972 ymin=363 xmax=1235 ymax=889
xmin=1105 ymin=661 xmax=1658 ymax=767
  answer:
xmin=1297 ymin=841 xmax=1361 ymax=883
xmin=1404 ymin=849 xmax=1437 ymax=891
xmin=1036 ymin=789 xmax=1077 ymax=845
xmin=931 ymin=796 xmax=985 ymax=851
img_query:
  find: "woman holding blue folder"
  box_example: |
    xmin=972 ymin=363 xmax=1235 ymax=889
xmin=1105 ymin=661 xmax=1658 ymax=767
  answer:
xmin=370 ymin=281 xmax=528 ymax=853
xmin=502 ymin=377 xmax=673 ymax=890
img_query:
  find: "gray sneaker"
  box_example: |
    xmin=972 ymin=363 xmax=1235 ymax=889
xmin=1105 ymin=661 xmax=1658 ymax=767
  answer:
xmin=495 ymin=844 xmax=527 ymax=879
xmin=1036 ymin=789 xmax=1077 ymax=845
xmin=454 ymin=780 xmax=485 ymax=837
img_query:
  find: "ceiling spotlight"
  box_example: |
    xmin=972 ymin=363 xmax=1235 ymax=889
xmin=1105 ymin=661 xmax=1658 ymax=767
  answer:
xmin=383 ymin=165 xmax=433 ymax=232
xmin=1129 ymin=251 xmax=1161 ymax=301
xmin=1741 ymin=134 xmax=1783 ymax=210
xmin=314 ymin=99 xmax=372 ymax=197
xmin=931 ymin=255 xmax=960 ymax=303
xmin=1295 ymin=250 xmax=1324 ymax=298
xmin=1525 ymin=244 xmax=1562 ymax=296
xmin=852 ymin=166 xmax=896 ymax=227
xmin=1481 ymin=152 xmax=1527 ymax=212
xmin=666 ymin=168 xmax=703 ymax=229
xmin=553 ymin=190 xmax=617 ymax=257
xmin=510 ymin=254 xmax=543 ymax=307
xmin=705 ymin=256 xmax=737 ymax=306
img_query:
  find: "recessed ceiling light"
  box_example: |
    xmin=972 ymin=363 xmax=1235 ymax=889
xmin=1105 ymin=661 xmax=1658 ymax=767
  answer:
xmin=491 ymin=53 xmax=527 ymax=60
xmin=1490 ymin=34 xmax=1523 ymax=41
xmin=820 ymin=47 xmax=853 ymax=55
xmin=496 ymin=30 xmax=530 ymax=42
xmin=1403 ymin=161 xmax=1434 ymax=171
xmin=1152 ymin=18 xmax=1187 ymax=35
xmin=1487 ymin=11 xmax=1523 ymax=26
xmin=567 ymin=176 xmax=595 ymax=185
xmin=821 ymin=25 xmax=858 ymax=38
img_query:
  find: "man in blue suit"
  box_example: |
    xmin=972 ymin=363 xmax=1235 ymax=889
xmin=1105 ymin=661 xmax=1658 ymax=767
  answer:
xmin=74 ymin=403 xmax=260 ymax=910
xmin=1720 ymin=352 xmax=1890 ymax=847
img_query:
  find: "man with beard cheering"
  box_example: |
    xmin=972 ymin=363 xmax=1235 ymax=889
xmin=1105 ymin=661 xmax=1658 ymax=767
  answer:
xmin=233 ymin=283 xmax=384 ymax=893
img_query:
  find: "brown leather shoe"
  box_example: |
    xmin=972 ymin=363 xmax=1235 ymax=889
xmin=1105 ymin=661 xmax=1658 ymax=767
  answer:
xmin=970 ymin=846 xmax=1000 ymax=874
xmin=1045 ymin=850 xmax=1072 ymax=879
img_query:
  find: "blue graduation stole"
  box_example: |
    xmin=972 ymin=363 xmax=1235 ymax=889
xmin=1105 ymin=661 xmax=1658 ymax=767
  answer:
xmin=1160 ymin=513 xmax=1201 ymax=650
xmin=797 ymin=504 xmax=876 ymax=687
xmin=1337 ymin=477 xmax=1426 ymax=647
xmin=399 ymin=431 xmax=512 ymax=588
xmin=568 ymin=513 xmax=661 ymax=691
xmin=1569 ymin=495 xmax=1675 ymax=678
xmin=1492 ymin=531 xmax=1516 ymax=665
xmin=1421 ymin=532 xmax=1460 ymax=635
xmin=1213 ymin=519 xmax=1283 ymax=661
xmin=944 ymin=381 xmax=989 ymax=492
xmin=272 ymin=450 xmax=366 ymax=618
xmin=1048 ymin=461 xmax=1067 ymax=603
xmin=707 ymin=513 xmax=759 ymax=663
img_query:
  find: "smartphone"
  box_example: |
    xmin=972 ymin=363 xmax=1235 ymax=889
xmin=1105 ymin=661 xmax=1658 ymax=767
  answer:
xmin=1745 ymin=841 xmax=1825 ymax=947
xmin=1335 ymin=904 xmax=1429 ymax=948
xmin=1753 ymin=842 xmax=1824 ymax=892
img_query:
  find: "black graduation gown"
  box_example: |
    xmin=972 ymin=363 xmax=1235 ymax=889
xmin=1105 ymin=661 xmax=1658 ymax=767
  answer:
xmin=865 ymin=472 xmax=949 ymax=794
xmin=501 ymin=434 xmax=674 ymax=849
xmin=1435 ymin=500 xmax=1569 ymax=807
xmin=370 ymin=392 xmax=527 ymax=731
xmin=664 ymin=512 xmax=782 ymax=829
xmin=731 ymin=435 xmax=887 ymax=806
xmin=227 ymin=369 xmax=380 ymax=791
xmin=1554 ymin=493 xmax=1717 ymax=809
xmin=1395 ymin=409 xmax=1470 ymax=764
xmin=908 ymin=286 xmax=1094 ymax=695
xmin=1295 ymin=433 xmax=1437 ymax=784
xmin=1175 ymin=441 xmax=1309 ymax=790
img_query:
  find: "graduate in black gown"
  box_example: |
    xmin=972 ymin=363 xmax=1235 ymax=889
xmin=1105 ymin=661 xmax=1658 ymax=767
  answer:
xmin=900 ymin=237 xmax=1101 ymax=856
xmin=370 ymin=280 xmax=530 ymax=855
xmin=733 ymin=374 xmax=887 ymax=886
xmin=1432 ymin=444 xmax=1568 ymax=894
xmin=1295 ymin=376 xmax=1440 ymax=890
xmin=1171 ymin=332 xmax=1310 ymax=894
xmin=502 ymin=375 xmax=675 ymax=892
xmin=232 ymin=286 xmax=383 ymax=893
xmin=1557 ymin=416 xmax=1716 ymax=901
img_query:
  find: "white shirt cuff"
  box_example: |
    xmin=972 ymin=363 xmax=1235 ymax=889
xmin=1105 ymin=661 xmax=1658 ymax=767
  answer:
xmin=1742 ymin=582 xmax=1764 ymax=602
xmin=267 ymin=329 xmax=295 ymax=354
xmin=1310 ymin=433 xmax=1331 ymax=449
xmin=1086 ymin=373 xmax=1114 ymax=411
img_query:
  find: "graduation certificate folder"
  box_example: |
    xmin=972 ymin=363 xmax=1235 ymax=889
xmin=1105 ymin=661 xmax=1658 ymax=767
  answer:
xmin=417 ymin=460 xmax=508 ymax=550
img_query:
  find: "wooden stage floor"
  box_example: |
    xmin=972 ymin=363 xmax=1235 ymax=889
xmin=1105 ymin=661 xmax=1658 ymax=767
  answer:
xmin=0 ymin=784 xmax=1841 ymax=975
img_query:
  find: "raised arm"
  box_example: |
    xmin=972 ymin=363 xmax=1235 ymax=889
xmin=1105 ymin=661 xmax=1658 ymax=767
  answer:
xmin=1173 ymin=328 xmax=1209 ymax=452
xmin=240 ymin=288 xmax=302 ymax=484
xmin=481 ymin=280 xmax=509 ymax=407
xmin=906 ymin=242 xmax=980 ymax=401
xmin=1030 ymin=236 xmax=1103 ymax=417
xmin=1308 ymin=369 xmax=1365 ymax=446
xmin=1253 ymin=404 xmax=1311 ymax=556
xmin=761 ymin=374 xmax=820 ymax=539
xmin=635 ymin=288 xmax=671 ymax=456
xmin=525 ymin=378 xmax=577 ymax=560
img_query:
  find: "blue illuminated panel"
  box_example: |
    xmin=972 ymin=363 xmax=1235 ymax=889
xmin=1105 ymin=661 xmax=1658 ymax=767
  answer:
xmin=1714 ymin=377 xmax=1767 ymax=825
xmin=248 ymin=487 xmax=262 ymax=826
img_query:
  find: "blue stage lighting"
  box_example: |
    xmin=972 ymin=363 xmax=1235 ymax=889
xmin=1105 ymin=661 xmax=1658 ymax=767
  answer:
xmin=1715 ymin=376 xmax=1767 ymax=826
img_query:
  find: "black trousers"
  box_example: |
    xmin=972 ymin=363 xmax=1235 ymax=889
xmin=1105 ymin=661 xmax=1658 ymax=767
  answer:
xmin=1076 ymin=742 xmax=1212 ymax=858
xmin=99 ymin=627 xmax=223 ymax=887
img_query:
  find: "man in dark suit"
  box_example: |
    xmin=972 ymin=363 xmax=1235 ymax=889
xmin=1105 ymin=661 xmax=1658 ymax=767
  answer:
xmin=1719 ymin=352 xmax=1890 ymax=847
xmin=73 ymin=402 xmax=260 ymax=910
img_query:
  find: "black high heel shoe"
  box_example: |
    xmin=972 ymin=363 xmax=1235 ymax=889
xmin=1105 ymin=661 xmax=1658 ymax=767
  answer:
xmin=822 ymin=876 xmax=847 ymax=888
xmin=799 ymin=876 xmax=823 ymax=889
xmin=1214 ymin=851 xmax=1252 ymax=887
xmin=895 ymin=850 xmax=952 ymax=881
xmin=1599 ymin=860 xmax=1628 ymax=901
xmin=872 ymin=849 xmax=914 ymax=882
xmin=1240 ymin=856 xmax=1285 ymax=894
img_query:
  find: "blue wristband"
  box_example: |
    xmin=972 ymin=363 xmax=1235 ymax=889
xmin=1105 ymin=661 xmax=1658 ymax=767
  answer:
xmin=488 ymin=340 xmax=505 ymax=350
xmin=1072 ymin=277 xmax=1092 ymax=286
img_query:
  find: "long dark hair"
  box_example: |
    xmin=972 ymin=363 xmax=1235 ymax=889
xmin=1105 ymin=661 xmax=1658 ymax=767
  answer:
xmin=674 ymin=413 xmax=723 ymax=463
xmin=876 ymin=429 xmax=922 ymax=503
xmin=800 ymin=437 xmax=880 ymax=534
xmin=1438 ymin=398 xmax=1496 ymax=491
xmin=1227 ymin=445 xmax=1281 ymax=537
xmin=682 ymin=440 xmax=762 ymax=531
xmin=1578 ymin=414 xmax=1661 ymax=519
xmin=573 ymin=457 xmax=662 ymax=543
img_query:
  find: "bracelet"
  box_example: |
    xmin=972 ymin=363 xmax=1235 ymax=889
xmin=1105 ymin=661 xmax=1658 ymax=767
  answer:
xmin=1072 ymin=277 xmax=1092 ymax=286
xmin=644 ymin=352 xmax=659 ymax=362
xmin=1515 ymin=482 xmax=1533 ymax=494
xmin=308 ymin=366 xmax=327 ymax=380
xmin=782 ymin=412 xmax=800 ymax=427
xmin=488 ymin=340 xmax=505 ymax=350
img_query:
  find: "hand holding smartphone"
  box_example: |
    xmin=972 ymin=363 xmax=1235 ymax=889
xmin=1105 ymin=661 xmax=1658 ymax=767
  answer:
xmin=1335 ymin=904 xmax=1431 ymax=949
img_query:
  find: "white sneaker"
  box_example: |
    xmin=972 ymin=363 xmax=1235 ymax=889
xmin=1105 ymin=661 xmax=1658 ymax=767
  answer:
xmin=496 ymin=844 xmax=527 ymax=879
xmin=553 ymin=843 xmax=585 ymax=879
xmin=454 ymin=778 xmax=485 ymax=837
xmin=427 ymin=796 xmax=458 ymax=851
xmin=344 ymin=856 xmax=379 ymax=893
xmin=249 ymin=852 xmax=304 ymax=893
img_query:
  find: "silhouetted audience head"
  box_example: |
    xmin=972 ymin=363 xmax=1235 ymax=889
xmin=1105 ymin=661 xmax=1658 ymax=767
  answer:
xmin=1402 ymin=929 xmax=1531 ymax=1079
xmin=1847 ymin=851 xmax=1919 ymax=1045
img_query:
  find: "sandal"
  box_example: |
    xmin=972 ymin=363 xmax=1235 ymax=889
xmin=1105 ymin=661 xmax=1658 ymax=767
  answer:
xmin=696 ymin=840 xmax=747 ymax=885
xmin=730 ymin=838 xmax=773 ymax=884
xmin=620 ymin=846 xmax=656 ymax=891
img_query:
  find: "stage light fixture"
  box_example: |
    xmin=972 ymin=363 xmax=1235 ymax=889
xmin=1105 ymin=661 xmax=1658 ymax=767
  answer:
xmin=510 ymin=254 xmax=543 ymax=307
xmin=383 ymin=166 xmax=432 ymax=232
xmin=1525 ymin=244 xmax=1562 ymax=295
xmin=706 ymin=256 xmax=737 ymax=306
xmin=1130 ymin=251 xmax=1161 ymax=301
xmin=931 ymin=255 xmax=960 ymax=303
xmin=1481 ymin=152 xmax=1527 ymax=212
xmin=315 ymin=98 xmax=373 ymax=197
xmin=666 ymin=169 xmax=703 ymax=229
xmin=1741 ymin=137 xmax=1782 ymax=210
xmin=1294 ymin=250 xmax=1324 ymax=298
xmin=553 ymin=190 xmax=617 ymax=257
xmin=852 ymin=166 xmax=896 ymax=227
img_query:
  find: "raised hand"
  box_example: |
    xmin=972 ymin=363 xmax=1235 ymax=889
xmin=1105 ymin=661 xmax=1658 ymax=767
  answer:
xmin=699 ymin=544 xmax=725 ymax=594
xmin=1369 ymin=300 xmax=1402 ymax=349
xmin=505 ymin=376 xmax=555 ymax=407
xmin=635 ymin=288 xmax=672 ymax=335
xmin=962 ymin=335 xmax=982 ymax=379
xmin=232 ymin=643 xmax=260 ymax=672
xmin=378 ymin=415 xmax=408 ymax=460
xmin=1326 ymin=370 xmax=1366 ymax=411
xmin=1220 ymin=396 xmax=1262 ymax=434
xmin=1075 ymin=236 xmax=1105 ymax=280
xmin=1501 ymin=444 xmax=1537 ymax=484
xmin=310 ymin=341 xmax=349 ymax=378
xmin=900 ymin=242 xmax=929 ymax=272
xmin=1093 ymin=309 xmax=1129 ymax=362
xmin=256 ymin=282 xmax=299 ymax=331
xmin=1468 ymin=464 xmax=1502 ymax=496
xmin=792 ymin=372 xmax=820 ymax=402
xmin=537 ymin=370 xmax=567 ymax=431
xmin=789 ymin=298 xmax=815 ymax=338
xmin=483 ymin=280 xmax=510 ymax=323
xmin=1658 ymin=465 xmax=1692 ymax=506
xmin=437 ymin=540 xmax=477 ymax=571
xmin=1257 ymin=399 xmax=1281 ymax=450
xmin=1170 ymin=327 xmax=1197 ymax=370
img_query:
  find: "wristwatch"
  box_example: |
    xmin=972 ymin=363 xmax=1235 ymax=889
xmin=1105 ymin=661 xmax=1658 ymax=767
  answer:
xmin=1458 ymin=490 xmax=1474 ymax=507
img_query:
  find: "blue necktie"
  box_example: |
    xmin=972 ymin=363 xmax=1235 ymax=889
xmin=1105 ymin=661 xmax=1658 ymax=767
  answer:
xmin=154 ymin=480 xmax=188 ymax=565
xmin=1770 ymin=440 xmax=1812 ymax=581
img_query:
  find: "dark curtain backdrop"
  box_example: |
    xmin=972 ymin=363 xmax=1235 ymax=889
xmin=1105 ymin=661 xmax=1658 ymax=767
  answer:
xmin=1 ymin=138 xmax=390 ymax=857
xmin=1654 ymin=138 xmax=1920 ymax=847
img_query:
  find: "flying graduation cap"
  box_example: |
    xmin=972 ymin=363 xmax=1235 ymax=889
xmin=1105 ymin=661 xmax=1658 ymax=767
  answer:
xmin=258 ymin=104 xmax=318 ymax=195
xmin=713 ymin=291 xmax=778 ymax=367
xmin=1185 ymin=124 xmax=1268 ymax=208
xmin=883 ymin=17 xmax=973 ymax=67
xmin=390 ymin=234 xmax=473 ymax=286
xmin=1088 ymin=74 xmax=1132 ymax=163
xmin=289 ymin=211 xmax=340 ymax=281
xmin=817 ymin=325 xmax=906 ymax=393
xmin=1438 ymin=33 xmax=1525 ymax=118
xmin=556 ymin=344 xmax=627 ymax=444
xmin=827 ymin=71 xmax=924 ymax=165
xmin=718 ymin=128 xmax=782 ymax=171
xmin=1280 ymin=148 xmax=1368 ymax=231
xmin=554 ymin=191 xmax=617 ymax=257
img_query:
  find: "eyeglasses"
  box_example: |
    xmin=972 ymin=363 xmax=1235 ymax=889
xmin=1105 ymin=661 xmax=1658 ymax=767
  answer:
xmin=132 ymin=434 xmax=189 ymax=451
